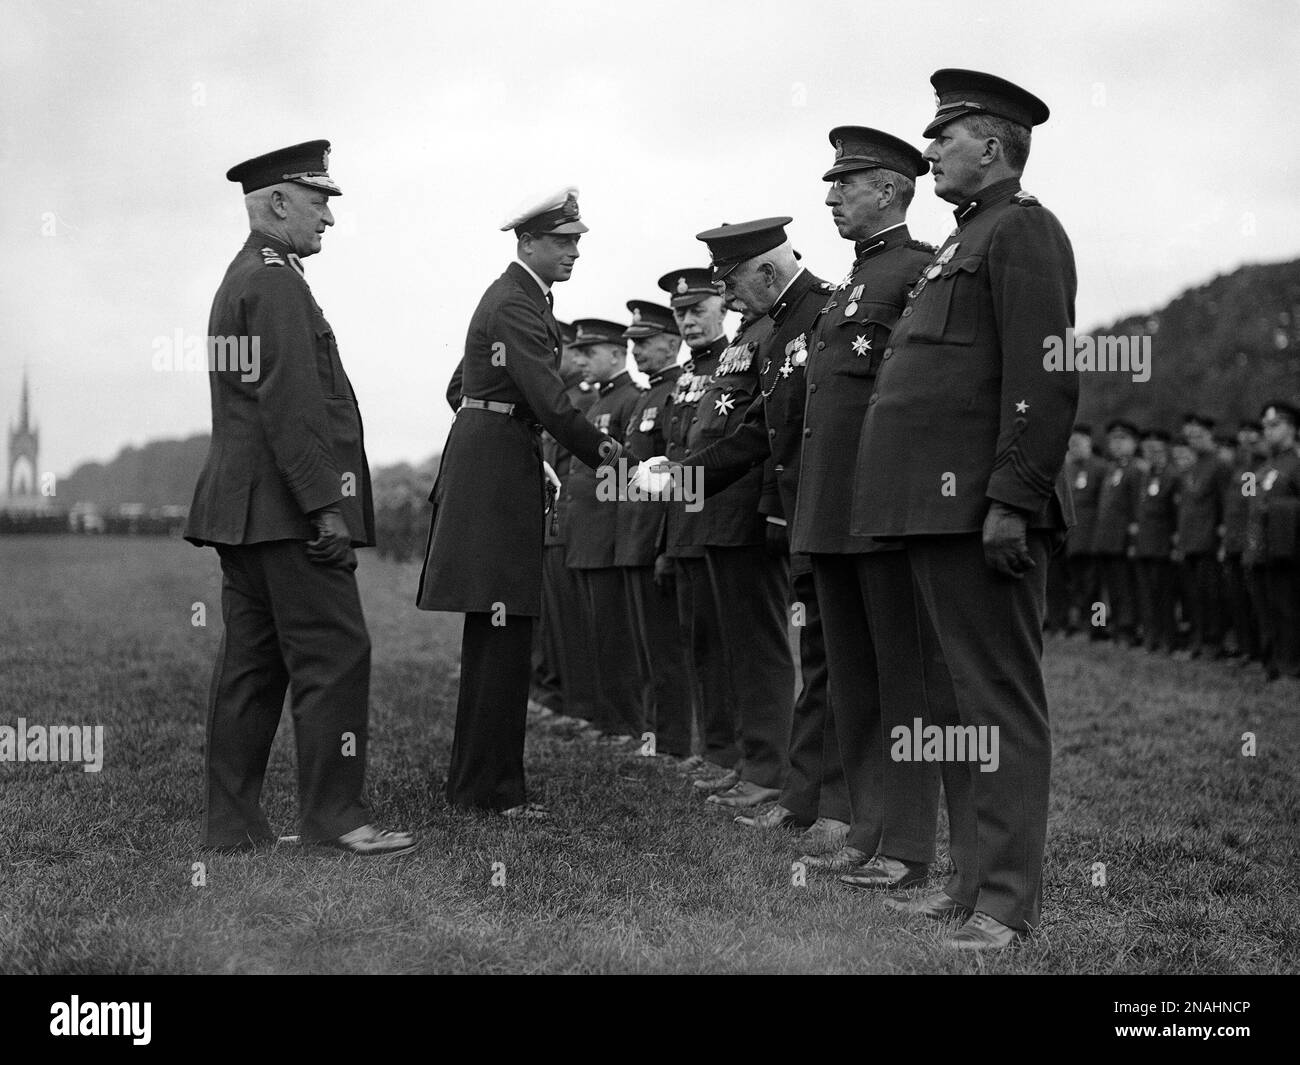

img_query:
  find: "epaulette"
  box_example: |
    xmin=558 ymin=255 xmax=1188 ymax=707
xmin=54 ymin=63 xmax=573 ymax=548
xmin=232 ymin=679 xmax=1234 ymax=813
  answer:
xmin=260 ymin=246 xmax=287 ymax=267
xmin=1013 ymin=191 xmax=1041 ymax=207
xmin=904 ymin=239 xmax=937 ymax=253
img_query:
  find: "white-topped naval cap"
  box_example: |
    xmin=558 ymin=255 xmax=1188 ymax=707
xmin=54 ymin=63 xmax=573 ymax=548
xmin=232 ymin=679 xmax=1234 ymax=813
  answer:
xmin=500 ymin=186 xmax=589 ymax=235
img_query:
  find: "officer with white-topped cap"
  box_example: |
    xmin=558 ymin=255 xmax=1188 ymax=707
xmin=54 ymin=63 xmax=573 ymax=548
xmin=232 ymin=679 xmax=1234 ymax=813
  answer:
xmin=417 ymin=186 xmax=624 ymax=819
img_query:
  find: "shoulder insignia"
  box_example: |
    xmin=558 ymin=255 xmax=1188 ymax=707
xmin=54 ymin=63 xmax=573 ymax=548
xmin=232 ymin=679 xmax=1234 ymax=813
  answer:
xmin=904 ymin=239 xmax=937 ymax=253
xmin=260 ymin=246 xmax=286 ymax=267
xmin=1013 ymin=191 xmax=1041 ymax=207
xmin=818 ymin=281 xmax=833 ymax=292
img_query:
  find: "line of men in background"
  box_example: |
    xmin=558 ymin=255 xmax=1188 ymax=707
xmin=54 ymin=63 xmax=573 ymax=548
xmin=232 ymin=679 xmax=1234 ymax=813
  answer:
xmin=1051 ymin=406 xmax=1300 ymax=680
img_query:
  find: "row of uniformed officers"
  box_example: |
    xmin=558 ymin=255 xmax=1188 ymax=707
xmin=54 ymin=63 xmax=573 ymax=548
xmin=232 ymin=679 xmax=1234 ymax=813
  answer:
xmin=1050 ymin=410 xmax=1300 ymax=677
xmin=415 ymin=66 xmax=1086 ymax=952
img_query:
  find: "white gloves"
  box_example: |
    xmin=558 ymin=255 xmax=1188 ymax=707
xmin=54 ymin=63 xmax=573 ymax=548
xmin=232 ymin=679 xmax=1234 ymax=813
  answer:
xmin=630 ymin=455 xmax=674 ymax=494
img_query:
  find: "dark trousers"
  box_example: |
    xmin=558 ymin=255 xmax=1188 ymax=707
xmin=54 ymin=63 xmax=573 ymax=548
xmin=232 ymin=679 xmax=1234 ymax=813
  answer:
xmin=905 ymin=532 xmax=1053 ymax=932
xmin=1259 ymin=561 xmax=1300 ymax=677
xmin=675 ymin=555 xmax=737 ymax=767
xmin=530 ymin=611 xmax=562 ymax=711
xmin=625 ymin=565 xmax=694 ymax=757
xmin=1045 ymin=552 xmax=1071 ymax=632
xmin=447 ymin=610 xmax=532 ymax=811
xmin=204 ymin=541 xmax=371 ymax=846
xmin=780 ymin=566 xmax=849 ymax=824
xmin=812 ymin=552 xmax=940 ymax=861
xmin=1184 ymin=553 xmax=1223 ymax=654
xmin=576 ymin=567 xmax=645 ymax=737
xmin=540 ymin=544 xmax=598 ymax=720
xmin=706 ymin=544 xmax=794 ymax=789
xmin=1096 ymin=554 xmax=1137 ymax=640
xmin=1067 ymin=553 xmax=1099 ymax=633
xmin=1223 ymin=555 xmax=1259 ymax=658
xmin=1134 ymin=558 xmax=1177 ymax=652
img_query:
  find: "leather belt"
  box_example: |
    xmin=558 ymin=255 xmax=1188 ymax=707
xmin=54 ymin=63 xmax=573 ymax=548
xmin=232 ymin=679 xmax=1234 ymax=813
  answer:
xmin=460 ymin=397 xmax=517 ymax=416
xmin=459 ymin=396 xmax=541 ymax=433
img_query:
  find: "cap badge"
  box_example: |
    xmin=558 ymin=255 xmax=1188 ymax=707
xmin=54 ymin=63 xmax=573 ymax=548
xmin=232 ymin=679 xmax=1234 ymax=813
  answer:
xmin=835 ymin=139 xmax=845 ymax=159
xmin=676 ymin=277 xmax=688 ymax=294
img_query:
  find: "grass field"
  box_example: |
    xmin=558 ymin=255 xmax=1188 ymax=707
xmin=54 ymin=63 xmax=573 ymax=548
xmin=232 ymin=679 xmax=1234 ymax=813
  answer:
xmin=0 ymin=535 xmax=1296 ymax=974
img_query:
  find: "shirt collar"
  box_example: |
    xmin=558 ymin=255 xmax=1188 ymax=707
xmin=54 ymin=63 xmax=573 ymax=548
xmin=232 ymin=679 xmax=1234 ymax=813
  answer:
xmin=599 ymin=370 xmax=630 ymax=395
xmin=516 ymin=257 xmax=551 ymax=295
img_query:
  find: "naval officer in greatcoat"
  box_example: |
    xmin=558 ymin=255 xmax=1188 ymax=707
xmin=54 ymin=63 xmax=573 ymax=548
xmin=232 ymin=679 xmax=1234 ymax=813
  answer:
xmin=417 ymin=188 xmax=623 ymax=818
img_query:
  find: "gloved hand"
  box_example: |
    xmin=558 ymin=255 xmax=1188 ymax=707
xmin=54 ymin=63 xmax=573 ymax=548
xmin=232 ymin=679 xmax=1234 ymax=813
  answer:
xmin=307 ymin=505 xmax=353 ymax=567
xmin=982 ymin=501 xmax=1033 ymax=578
xmin=631 ymin=455 xmax=674 ymax=494
xmin=653 ymin=553 xmax=675 ymax=588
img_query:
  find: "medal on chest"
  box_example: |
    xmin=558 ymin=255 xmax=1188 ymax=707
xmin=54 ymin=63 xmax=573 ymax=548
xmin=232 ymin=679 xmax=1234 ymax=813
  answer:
xmin=639 ymin=406 xmax=658 ymax=433
xmin=844 ymin=285 xmax=864 ymax=318
xmin=717 ymin=341 xmax=755 ymax=375
xmin=1075 ymin=473 xmax=1088 ymax=490
xmin=910 ymin=240 xmax=959 ymax=300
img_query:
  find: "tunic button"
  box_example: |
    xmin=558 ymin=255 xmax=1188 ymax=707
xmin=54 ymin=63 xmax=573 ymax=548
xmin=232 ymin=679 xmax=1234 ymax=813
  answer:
xmin=883 ymin=349 xmax=893 ymax=360
xmin=809 ymin=383 xmax=818 ymax=393
xmin=768 ymin=427 xmax=777 ymax=437
xmin=816 ymin=341 xmax=825 ymax=350
xmin=803 ymin=427 xmax=812 ymax=437
xmin=901 ymin=307 xmax=912 ymax=317
xmin=869 ymin=393 xmax=878 ymax=404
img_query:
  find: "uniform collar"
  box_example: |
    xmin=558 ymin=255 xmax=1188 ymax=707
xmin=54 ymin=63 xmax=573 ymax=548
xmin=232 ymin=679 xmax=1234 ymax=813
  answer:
xmin=599 ymin=370 xmax=631 ymax=395
xmin=648 ymin=363 xmax=683 ymax=387
xmin=852 ymin=223 xmax=911 ymax=265
xmin=515 ymin=257 xmax=551 ymax=295
xmin=768 ymin=267 xmax=814 ymax=325
xmin=247 ymin=231 xmax=305 ymax=276
xmin=953 ymin=177 xmax=1021 ymax=226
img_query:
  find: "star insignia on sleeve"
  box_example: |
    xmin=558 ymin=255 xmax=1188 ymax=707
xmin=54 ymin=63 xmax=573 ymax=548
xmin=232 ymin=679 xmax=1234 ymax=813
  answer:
xmin=1015 ymin=400 xmax=1029 ymax=413
xmin=852 ymin=334 xmax=871 ymax=356
xmin=714 ymin=392 xmax=735 ymax=415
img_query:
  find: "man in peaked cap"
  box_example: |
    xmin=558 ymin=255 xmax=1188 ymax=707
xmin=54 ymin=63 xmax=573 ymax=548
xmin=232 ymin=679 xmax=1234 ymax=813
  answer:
xmin=1245 ymin=401 xmax=1300 ymax=680
xmin=562 ymin=318 xmax=647 ymax=744
xmin=1093 ymin=419 xmax=1142 ymax=645
xmin=656 ymin=267 xmax=745 ymax=786
xmin=853 ymin=71 xmax=1078 ymax=949
xmin=1063 ymin=424 xmax=1107 ymax=635
xmin=1222 ymin=419 xmax=1267 ymax=661
xmin=1134 ymin=427 xmax=1179 ymax=654
xmin=615 ymin=301 xmax=694 ymax=760
xmin=186 ymin=141 xmax=413 ymax=856
xmin=653 ymin=218 xmax=845 ymax=827
xmin=793 ymin=129 xmax=944 ymax=884
xmin=532 ymin=320 xmax=601 ymax=727
xmin=1175 ymin=413 xmax=1228 ymax=658
xmin=417 ymin=188 xmax=623 ymax=817
xmin=652 ymin=231 xmax=796 ymax=810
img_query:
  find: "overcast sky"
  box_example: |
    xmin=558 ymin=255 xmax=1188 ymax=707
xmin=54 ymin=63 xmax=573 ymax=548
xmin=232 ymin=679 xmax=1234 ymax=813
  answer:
xmin=2 ymin=0 xmax=1296 ymax=481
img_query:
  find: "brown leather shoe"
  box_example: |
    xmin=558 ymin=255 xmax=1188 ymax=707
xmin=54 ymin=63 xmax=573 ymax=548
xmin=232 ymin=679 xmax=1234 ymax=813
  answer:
xmin=501 ymin=802 xmax=549 ymax=820
xmin=321 ymin=824 xmax=416 ymax=857
xmin=692 ymin=768 xmax=739 ymax=792
xmin=797 ymin=845 xmax=870 ymax=873
xmin=797 ymin=817 xmax=849 ymax=855
xmin=839 ymin=855 xmax=928 ymax=890
xmin=707 ymin=781 xmax=782 ymax=808
xmin=943 ymin=911 xmax=1025 ymax=951
xmin=883 ymin=889 xmax=974 ymax=921
xmin=734 ymin=804 xmax=803 ymax=829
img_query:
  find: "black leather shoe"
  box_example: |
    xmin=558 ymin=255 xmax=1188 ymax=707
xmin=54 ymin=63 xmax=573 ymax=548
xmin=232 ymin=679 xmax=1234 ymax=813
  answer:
xmin=882 ymin=889 xmax=973 ymax=921
xmin=839 ymin=855 xmax=928 ymax=890
xmin=734 ymin=804 xmax=803 ymax=830
xmin=943 ymin=911 xmax=1026 ymax=951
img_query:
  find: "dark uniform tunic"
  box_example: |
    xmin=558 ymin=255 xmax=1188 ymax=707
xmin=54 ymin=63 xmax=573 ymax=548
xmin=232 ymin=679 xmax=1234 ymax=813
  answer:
xmin=793 ymin=226 xmax=941 ymax=857
xmin=660 ymin=337 xmax=737 ymax=768
xmin=1134 ymin=463 xmax=1179 ymax=652
xmin=416 ymin=261 xmax=620 ymax=811
xmin=852 ymin=179 xmax=1078 ymax=931
xmin=684 ymin=314 xmax=794 ymax=790
xmin=186 ymin=232 xmax=376 ymax=847
xmin=690 ymin=268 xmax=845 ymax=824
xmin=564 ymin=370 xmax=646 ymax=737
xmin=1176 ymin=451 xmax=1228 ymax=655
xmin=535 ymin=380 xmax=599 ymax=720
xmin=1245 ymin=447 xmax=1300 ymax=677
xmin=617 ymin=363 xmax=693 ymax=757
xmin=1093 ymin=457 xmax=1142 ymax=642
